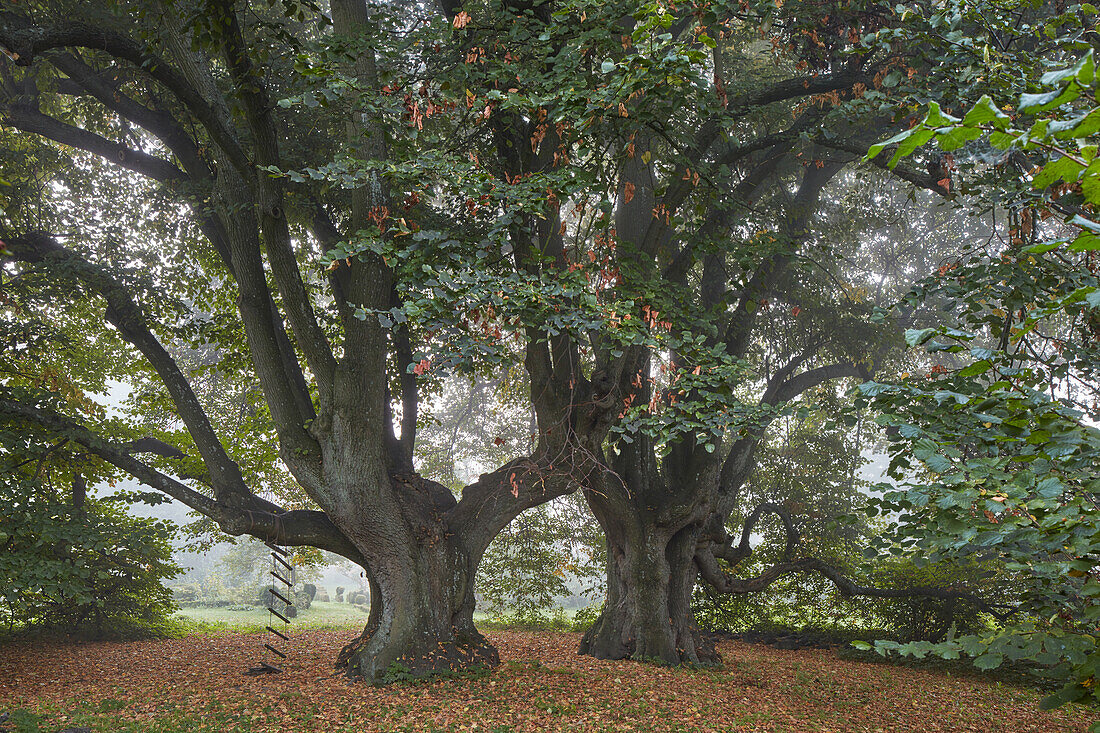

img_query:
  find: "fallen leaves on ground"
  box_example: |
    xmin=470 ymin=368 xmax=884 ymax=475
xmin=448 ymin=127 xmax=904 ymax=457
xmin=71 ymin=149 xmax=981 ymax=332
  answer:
xmin=0 ymin=630 xmax=1095 ymax=732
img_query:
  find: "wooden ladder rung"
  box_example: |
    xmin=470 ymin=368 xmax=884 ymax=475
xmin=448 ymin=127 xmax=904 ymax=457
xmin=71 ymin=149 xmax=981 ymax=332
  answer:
xmin=265 ymin=541 xmax=288 ymax=556
xmin=267 ymin=587 xmax=291 ymax=605
xmin=244 ymin=661 xmax=283 ymax=675
xmin=264 ymin=643 xmax=287 ymax=659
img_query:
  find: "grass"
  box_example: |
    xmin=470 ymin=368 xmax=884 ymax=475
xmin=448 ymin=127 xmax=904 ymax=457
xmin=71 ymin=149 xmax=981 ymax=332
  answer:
xmin=174 ymin=601 xmax=372 ymax=630
xmin=174 ymin=602 xmax=500 ymax=633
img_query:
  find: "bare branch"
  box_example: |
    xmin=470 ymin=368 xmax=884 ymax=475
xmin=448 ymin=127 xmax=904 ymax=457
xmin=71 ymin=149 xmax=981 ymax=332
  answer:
xmin=816 ymin=137 xmax=952 ymax=195
xmin=762 ymin=360 xmax=868 ymax=407
xmin=45 ymin=51 xmax=212 ymax=181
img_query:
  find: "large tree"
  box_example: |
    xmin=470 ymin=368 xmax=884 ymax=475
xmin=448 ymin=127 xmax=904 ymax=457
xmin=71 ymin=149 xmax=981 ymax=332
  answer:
xmin=421 ymin=0 xmax=1072 ymax=665
xmin=0 ymin=0 xmax=613 ymax=680
xmin=2 ymin=0 xmax=1055 ymax=682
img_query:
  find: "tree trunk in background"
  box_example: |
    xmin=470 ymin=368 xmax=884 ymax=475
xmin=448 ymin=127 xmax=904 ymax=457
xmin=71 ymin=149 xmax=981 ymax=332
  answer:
xmin=580 ymin=490 xmax=717 ymax=665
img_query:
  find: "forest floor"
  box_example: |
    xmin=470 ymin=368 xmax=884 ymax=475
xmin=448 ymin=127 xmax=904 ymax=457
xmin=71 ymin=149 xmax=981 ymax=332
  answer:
xmin=0 ymin=629 xmax=1095 ymax=732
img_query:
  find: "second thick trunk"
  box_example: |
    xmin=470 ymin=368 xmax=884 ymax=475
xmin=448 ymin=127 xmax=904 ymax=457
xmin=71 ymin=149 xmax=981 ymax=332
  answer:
xmin=579 ymin=522 xmax=717 ymax=665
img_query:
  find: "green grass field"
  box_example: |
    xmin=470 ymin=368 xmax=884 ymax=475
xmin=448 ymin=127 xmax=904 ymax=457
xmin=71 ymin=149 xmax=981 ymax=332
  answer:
xmin=174 ymin=600 xmax=370 ymax=630
xmin=174 ymin=601 xmax=500 ymax=632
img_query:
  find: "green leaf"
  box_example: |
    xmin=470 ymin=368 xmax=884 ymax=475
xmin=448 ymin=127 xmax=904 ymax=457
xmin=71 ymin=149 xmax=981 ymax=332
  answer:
xmin=888 ymin=128 xmax=935 ymax=168
xmin=866 ymin=129 xmax=916 ymax=162
xmin=1069 ymin=232 xmax=1100 ymax=251
xmin=905 ymin=328 xmax=938 ymax=347
xmin=937 ymin=125 xmax=982 ymax=151
xmin=1069 ymin=109 xmax=1100 ymax=139
xmin=924 ymin=101 xmax=960 ymax=128
xmin=973 ymin=652 xmax=1004 ymax=670
xmin=1040 ymin=684 xmax=1088 ymax=710
xmin=961 ymin=96 xmax=1011 ymax=129
xmin=1019 ymin=83 xmax=1080 ymax=114
xmin=958 ymin=360 xmax=992 ymax=378
xmin=1040 ymin=51 xmax=1095 ymax=87
xmin=1032 ymin=156 xmax=1084 ymax=189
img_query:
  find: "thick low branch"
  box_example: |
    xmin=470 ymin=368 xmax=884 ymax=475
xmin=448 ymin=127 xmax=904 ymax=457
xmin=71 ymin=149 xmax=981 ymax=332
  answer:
xmin=715 ymin=501 xmax=798 ymax=568
xmin=695 ymin=552 xmax=1017 ymax=621
xmin=698 ymin=488 xmax=1014 ymax=620
xmin=220 ymin=508 xmax=366 ymax=566
xmin=0 ymin=394 xmax=220 ymax=516
xmin=0 ymin=395 xmax=364 ymax=564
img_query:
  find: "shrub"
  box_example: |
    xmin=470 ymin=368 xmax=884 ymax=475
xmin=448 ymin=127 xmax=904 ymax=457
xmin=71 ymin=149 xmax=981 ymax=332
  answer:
xmin=0 ymin=488 xmax=181 ymax=640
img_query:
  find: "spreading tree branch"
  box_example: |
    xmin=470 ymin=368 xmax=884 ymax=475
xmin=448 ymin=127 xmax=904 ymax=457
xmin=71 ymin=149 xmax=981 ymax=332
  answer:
xmin=211 ymin=1 xmax=336 ymax=395
xmin=2 ymin=231 xmax=256 ymax=500
xmin=1 ymin=100 xmax=187 ymax=183
xmin=0 ymin=11 xmax=251 ymax=175
xmin=0 ymin=395 xmax=364 ymax=564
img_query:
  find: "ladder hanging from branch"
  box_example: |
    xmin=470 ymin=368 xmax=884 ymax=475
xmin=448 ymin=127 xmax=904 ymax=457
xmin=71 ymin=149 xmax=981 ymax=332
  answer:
xmin=244 ymin=540 xmax=294 ymax=675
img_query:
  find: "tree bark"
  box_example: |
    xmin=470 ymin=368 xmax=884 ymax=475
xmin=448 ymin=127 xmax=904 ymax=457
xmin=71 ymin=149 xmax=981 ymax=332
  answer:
xmin=579 ymin=440 xmax=720 ymax=667
xmin=337 ymin=524 xmax=497 ymax=682
xmin=580 ymin=515 xmax=717 ymax=665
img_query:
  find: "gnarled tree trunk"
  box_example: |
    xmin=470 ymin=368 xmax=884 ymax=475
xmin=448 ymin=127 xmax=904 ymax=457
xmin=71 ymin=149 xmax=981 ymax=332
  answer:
xmin=579 ymin=436 xmax=720 ymax=666
xmin=580 ymin=518 xmax=717 ymax=665
xmin=338 ymin=536 xmax=497 ymax=681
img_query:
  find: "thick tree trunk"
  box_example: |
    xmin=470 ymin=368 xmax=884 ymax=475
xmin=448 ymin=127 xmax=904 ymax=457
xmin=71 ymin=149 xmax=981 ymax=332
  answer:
xmin=579 ymin=519 xmax=717 ymax=665
xmin=337 ymin=536 xmax=497 ymax=682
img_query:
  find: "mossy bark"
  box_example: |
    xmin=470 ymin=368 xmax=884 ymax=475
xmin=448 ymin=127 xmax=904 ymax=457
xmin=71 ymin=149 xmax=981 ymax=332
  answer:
xmin=337 ymin=538 xmax=498 ymax=682
xmin=579 ymin=519 xmax=717 ymax=666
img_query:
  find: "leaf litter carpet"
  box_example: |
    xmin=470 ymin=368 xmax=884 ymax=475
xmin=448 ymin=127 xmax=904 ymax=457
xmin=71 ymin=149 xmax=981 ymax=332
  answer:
xmin=1 ymin=630 xmax=1095 ymax=732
